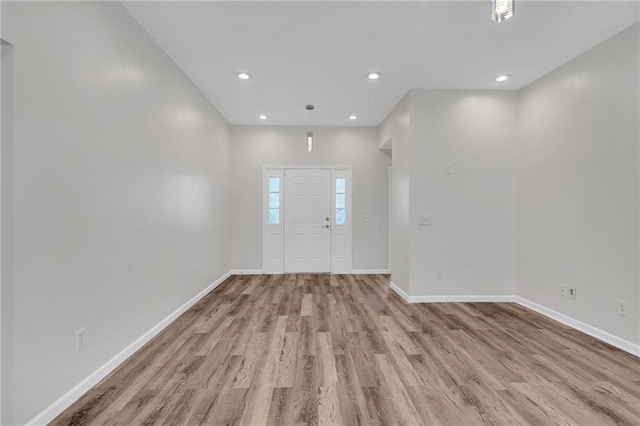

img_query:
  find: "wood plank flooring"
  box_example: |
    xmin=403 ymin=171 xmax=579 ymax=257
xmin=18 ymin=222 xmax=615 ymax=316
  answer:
xmin=51 ymin=274 xmax=640 ymax=425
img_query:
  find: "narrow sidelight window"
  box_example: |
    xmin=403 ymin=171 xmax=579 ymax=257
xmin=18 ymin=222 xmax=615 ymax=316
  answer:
xmin=269 ymin=177 xmax=280 ymax=224
xmin=335 ymin=177 xmax=346 ymax=225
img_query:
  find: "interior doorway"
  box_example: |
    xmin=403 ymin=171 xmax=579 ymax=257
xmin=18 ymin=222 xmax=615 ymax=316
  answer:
xmin=263 ymin=166 xmax=352 ymax=274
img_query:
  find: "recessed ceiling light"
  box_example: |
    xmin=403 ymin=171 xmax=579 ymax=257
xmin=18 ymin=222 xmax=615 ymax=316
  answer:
xmin=349 ymin=115 xmax=358 ymax=120
xmin=236 ymin=72 xmax=252 ymax=80
xmin=366 ymin=72 xmax=382 ymax=80
xmin=495 ymin=74 xmax=511 ymax=82
xmin=258 ymin=115 xmax=267 ymax=120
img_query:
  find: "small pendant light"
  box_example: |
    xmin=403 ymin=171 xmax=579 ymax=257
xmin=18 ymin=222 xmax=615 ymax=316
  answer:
xmin=305 ymin=104 xmax=315 ymax=152
xmin=492 ymin=0 xmax=514 ymax=23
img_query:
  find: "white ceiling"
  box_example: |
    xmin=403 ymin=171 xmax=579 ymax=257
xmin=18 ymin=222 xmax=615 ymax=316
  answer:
xmin=123 ymin=1 xmax=639 ymax=127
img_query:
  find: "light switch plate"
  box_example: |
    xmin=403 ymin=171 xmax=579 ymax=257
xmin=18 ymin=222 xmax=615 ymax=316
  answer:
xmin=445 ymin=163 xmax=453 ymax=175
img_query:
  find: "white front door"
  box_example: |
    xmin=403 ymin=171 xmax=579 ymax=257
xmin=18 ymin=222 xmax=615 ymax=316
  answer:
xmin=284 ymin=169 xmax=331 ymax=273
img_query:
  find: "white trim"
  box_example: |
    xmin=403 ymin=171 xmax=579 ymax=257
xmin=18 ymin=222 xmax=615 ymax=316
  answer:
xmin=264 ymin=164 xmax=351 ymax=171
xmin=410 ymin=295 xmax=516 ymax=303
xmin=26 ymin=271 xmax=233 ymax=426
xmin=230 ymin=269 xmax=264 ymax=275
xmin=389 ymin=284 xmax=515 ymax=304
xmin=231 ymin=270 xmax=391 ymax=276
xmin=515 ymin=297 xmax=640 ymax=357
xmin=387 ymin=166 xmax=391 ymax=274
xmin=389 ymin=281 xmax=410 ymax=303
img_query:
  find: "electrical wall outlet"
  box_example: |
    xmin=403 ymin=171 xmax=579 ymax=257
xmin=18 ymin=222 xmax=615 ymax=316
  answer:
xmin=560 ymin=284 xmax=567 ymax=297
xmin=568 ymin=286 xmax=576 ymax=299
xmin=418 ymin=215 xmax=432 ymax=226
xmin=617 ymin=300 xmax=627 ymax=316
xmin=436 ymin=270 xmax=444 ymax=280
xmin=361 ymin=214 xmax=369 ymax=222
xmin=76 ymin=327 xmax=87 ymax=351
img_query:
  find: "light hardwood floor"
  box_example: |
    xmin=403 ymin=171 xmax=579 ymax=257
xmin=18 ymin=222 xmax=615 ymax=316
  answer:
xmin=51 ymin=274 xmax=640 ymax=425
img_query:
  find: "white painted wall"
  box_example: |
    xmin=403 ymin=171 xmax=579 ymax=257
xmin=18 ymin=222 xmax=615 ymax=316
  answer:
xmin=230 ymin=126 xmax=390 ymax=272
xmin=409 ymin=90 xmax=518 ymax=297
xmin=379 ymin=91 xmax=518 ymax=298
xmin=1 ymin=39 xmax=15 ymax=425
xmin=518 ymin=23 xmax=640 ymax=345
xmin=378 ymin=94 xmax=411 ymax=293
xmin=2 ymin=2 xmax=232 ymax=423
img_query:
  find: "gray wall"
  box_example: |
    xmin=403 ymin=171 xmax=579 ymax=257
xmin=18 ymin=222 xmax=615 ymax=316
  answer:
xmin=409 ymin=90 xmax=518 ymax=297
xmin=378 ymin=94 xmax=411 ymax=292
xmin=518 ymin=23 xmax=640 ymax=345
xmin=2 ymin=2 xmax=232 ymax=423
xmin=1 ymin=39 xmax=15 ymax=425
xmin=230 ymin=126 xmax=390 ymax=271
xmin=380 ymin=91 xmax=518 ymax=297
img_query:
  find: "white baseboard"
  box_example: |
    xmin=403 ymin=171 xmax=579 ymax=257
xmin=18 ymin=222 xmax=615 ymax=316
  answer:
xmin=231 ymin=270 xmax=391 ymax=275
xmin=410 ymin=295 xmax=516 ymax=303
xmin=230 ymin=269 xmax=264 ymax=275
xmin=389 ymin=284 xmax=515 ymax=304
xmin=351 ymin=269 xmax=391 ymax=274
xmin=515 ymin=297 xmax=640 ymax=357
xmin=26 ymin=270 xmax=233 ymax=426
xmin=389 ymin=281 xmax=410 ymax=302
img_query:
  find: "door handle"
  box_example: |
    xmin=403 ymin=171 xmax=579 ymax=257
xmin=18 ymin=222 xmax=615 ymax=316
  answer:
xmin=322 ymin=224 xmax=331 ymax=229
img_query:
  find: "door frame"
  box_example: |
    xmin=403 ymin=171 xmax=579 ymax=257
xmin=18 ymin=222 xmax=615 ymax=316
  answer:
xmin=263 ymin=165 xmax=352 ymax=274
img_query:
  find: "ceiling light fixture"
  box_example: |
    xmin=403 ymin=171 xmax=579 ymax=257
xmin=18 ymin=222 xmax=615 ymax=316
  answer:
xmin=366 ymin=72 xmax=382 ymax=80
xmin=307 ymin=131 xmax=314 ymax=152
xmin=349 ymin=115 xmax=358 ymax=120
xmin=492 ymin=0 xmax=514 ymax=23
xmin=258 ymin=115 xmax=267 ymax=120
xmin=236 ymin=71 xmax=252 ymax=80
xmin=495 ymin=74 xmax=511 ymax=82
xmin=306 ymin=104 xmax=315 ymax=152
